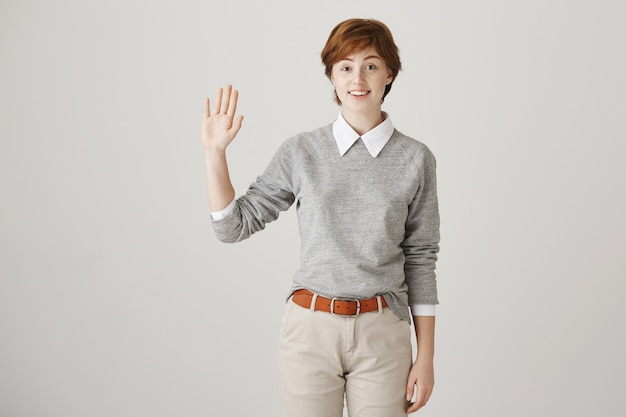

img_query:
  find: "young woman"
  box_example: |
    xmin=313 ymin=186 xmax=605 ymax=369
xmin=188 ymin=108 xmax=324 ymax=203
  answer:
xmin=202 ymin=18 xmax=440 ymax=417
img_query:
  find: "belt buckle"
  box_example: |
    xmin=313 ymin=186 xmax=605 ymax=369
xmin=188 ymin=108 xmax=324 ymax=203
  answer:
xmin=330 ymin=297 xmax=360 ymax=317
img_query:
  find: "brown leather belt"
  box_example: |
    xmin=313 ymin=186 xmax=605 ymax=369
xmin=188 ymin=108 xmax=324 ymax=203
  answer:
xmin=291 ymin=289 xmax=387 ymax=316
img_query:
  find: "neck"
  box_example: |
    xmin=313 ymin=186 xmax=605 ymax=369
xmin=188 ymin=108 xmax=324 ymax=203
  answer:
xmin=341 ymin=108 xmax=384 ymax=136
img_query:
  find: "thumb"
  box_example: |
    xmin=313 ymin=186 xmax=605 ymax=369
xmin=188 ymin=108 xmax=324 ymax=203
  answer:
xmin=406 ymin=382 xmax=414 ymax=401
xmin=232 ymin=115 xmax=244 ymax=133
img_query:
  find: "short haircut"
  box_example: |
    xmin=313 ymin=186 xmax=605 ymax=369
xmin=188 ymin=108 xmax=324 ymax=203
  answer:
xmin=321 ymin=18 xmax=402 ymax=104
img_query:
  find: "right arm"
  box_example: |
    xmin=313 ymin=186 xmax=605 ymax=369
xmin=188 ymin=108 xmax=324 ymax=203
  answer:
xmin=203 ymin=85 xmax=295 ymax=242
xmin=201 ymin=85 xmax=244 ymax=212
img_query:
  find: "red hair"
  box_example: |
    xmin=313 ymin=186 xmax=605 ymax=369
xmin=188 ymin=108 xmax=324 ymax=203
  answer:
xmin=321 ymin=18 xmax=402 ymax=104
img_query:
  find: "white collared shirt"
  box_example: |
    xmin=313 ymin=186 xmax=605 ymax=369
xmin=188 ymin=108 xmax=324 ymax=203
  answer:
xmin=333 ymin=111 xmax=395 ymax=157
xmin=211 ymin=113 xmax=436 ymax=316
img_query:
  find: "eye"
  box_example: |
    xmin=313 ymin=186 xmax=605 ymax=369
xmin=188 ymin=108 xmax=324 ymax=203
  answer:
xmin=365 ymin=64 xmax=376 ymax=71
xmin=340 ymin=66 xmax=351 ymax=72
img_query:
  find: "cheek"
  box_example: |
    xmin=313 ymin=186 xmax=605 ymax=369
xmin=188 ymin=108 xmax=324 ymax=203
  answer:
xmin=332 ymin=76 xmax=346 ymax=89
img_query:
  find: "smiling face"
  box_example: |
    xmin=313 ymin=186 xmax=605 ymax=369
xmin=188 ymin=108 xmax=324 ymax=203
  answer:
xmin=330 ymin=48 xmax=393 ymax=118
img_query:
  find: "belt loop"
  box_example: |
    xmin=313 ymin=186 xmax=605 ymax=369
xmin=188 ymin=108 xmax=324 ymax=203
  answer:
xmin=376 ymin=296 xmax=383 ymax=313
xmin=309 ymin=292 xmax=319 ymax=312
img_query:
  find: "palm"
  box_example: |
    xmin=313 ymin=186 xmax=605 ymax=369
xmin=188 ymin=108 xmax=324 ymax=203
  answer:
xmin=202 ymin=85 xmax=244 ymax=151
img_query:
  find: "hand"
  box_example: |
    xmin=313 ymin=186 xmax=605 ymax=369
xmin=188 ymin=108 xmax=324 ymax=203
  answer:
xmin=202 ymin=85 xmax=244 ymax=152
xmin=406 ymin=357 xmax=434 ymax=414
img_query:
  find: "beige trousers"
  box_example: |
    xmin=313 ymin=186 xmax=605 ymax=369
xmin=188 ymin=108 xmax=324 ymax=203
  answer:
xmin=279 ymin=297 xmax=412 ymax=417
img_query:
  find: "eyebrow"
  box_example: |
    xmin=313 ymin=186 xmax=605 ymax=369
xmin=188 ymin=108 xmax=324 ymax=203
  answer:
xmin=339 ymin=55 xmax=382 ymax=62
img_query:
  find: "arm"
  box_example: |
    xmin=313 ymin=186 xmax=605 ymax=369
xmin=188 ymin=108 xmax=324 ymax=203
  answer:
xmin=201 ymin=85 xmax=244 ymax=212
xmin=403 ymin=148 xmax=440 ymax=413
xmin=203 ymin=86 xmax=296 ymax=243
xmin=406 ymin=315 xmax=435 ymax=414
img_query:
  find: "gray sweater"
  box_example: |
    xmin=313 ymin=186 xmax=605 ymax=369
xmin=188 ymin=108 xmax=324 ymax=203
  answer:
xmin=211 ymin=123 xmax=440 ymax=322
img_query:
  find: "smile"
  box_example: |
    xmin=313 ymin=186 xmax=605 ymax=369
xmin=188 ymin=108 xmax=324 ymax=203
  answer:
xmin=349 ymin=90 xmax=369 ymax=96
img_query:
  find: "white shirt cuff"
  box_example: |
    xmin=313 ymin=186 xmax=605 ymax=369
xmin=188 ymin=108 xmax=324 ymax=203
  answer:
xmin=210 ymin=199 xmax=236 ymax=221
xmin=410 ymin=304 xmax=436 ymax=316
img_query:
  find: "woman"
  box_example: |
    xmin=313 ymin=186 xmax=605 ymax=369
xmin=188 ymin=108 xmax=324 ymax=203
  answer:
xmin=202 ymin=18 xmax=440 ymax=417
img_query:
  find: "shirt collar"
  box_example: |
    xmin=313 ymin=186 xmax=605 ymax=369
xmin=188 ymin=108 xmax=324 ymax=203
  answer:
xmin=332 ymin=112 xmax=394 ymax=157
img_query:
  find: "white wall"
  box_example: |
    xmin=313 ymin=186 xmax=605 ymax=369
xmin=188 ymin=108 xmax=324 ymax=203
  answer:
xmin=1 ymin=0 xmax=625 ymax=416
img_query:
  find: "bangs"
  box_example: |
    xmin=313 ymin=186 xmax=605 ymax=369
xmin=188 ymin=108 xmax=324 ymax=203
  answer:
xmin=331 ymin=37 xmax=376 ymax=64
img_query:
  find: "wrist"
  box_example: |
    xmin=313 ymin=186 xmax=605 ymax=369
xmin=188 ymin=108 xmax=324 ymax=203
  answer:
xmin=204 ymin=147 xmax=228 ymax=165
xmin=416 ymin=353 xmax=434 ymax=362
xmin=204 ymin=144 xmax=228 ymax=155
xmin=415 ymin=348 xmax=434 ymax=362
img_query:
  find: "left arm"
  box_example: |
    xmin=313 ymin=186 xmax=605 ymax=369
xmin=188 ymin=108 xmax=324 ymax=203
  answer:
xmin=402 ymin=147 xmax=440 ymax=413
xmin=406 ymin=315 xmax=435 ymax=414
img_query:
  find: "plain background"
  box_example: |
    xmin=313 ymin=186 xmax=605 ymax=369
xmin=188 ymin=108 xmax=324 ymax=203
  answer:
xmin=1 ymin=0 xmax=625 ymax=416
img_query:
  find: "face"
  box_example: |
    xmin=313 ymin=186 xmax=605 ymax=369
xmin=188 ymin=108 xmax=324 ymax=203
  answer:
xmin=330 ymin=48 xmax=393 ymax=115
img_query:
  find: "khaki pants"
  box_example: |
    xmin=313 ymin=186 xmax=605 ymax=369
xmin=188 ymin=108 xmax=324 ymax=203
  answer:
xmin=279 ymin=297 xmax=412 ymax=417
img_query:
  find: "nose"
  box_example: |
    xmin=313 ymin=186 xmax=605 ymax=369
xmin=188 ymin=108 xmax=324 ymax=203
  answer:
xmin=352 ymin=69 xmax=364 ymax=84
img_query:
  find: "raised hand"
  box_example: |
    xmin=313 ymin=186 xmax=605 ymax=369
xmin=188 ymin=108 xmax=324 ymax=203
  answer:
xmin=202 ymin=85 xmax=244 ymax=152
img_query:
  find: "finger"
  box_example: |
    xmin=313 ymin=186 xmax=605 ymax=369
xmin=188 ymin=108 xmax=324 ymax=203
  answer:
xmin=213 ymin=88 xmax=223 ymax=115
xmin=220 ymin=84 xmax=232 ymax=114
xmin=407 ymin=384 xmax=428 ymax=413
xmin=230 ymin=115 xmax=244 ymax=135
xmin=414 ymin=384 xmax=426 ymax=407
xmin=407 ymin=400 xmax=423 ymax=414
xmin=423 ymin=385 xmax=433 ymax=404
xmin=204 ymin=97 xmax=210 ymax=118
xmin=227 ymin=89 xmax=239 ymax=116
xmin=405 ymin=383 xmax=414 ymax=402
xmin=407 ymin=396 xmax=426 ymax=413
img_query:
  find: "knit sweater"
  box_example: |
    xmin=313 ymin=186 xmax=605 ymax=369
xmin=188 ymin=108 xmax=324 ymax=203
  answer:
xmin=211 ymin=123 xmax=440 ymax=322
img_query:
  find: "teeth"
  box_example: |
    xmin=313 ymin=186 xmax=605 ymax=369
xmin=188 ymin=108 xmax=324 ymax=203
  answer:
xmin=350 ymin=91 xmax=367 ymax=96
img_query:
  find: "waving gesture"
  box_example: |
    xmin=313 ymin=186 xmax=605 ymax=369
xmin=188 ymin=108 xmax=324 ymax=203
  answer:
xmin=201 ymin=85 xmax=243 ymax=212
xmin=202 ymin=85 xmax=244 ymax=152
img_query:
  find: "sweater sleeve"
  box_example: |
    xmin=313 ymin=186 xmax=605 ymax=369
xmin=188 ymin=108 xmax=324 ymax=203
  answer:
xmin=211 ymin=140 xmax=296 ymax=243
xmin=402 ymin=146 xmax=440 ymax=305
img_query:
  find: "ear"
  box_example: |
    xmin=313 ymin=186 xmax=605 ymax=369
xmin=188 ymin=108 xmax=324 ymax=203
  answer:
xmin=386 ymin=70 xmax=393 ymax=84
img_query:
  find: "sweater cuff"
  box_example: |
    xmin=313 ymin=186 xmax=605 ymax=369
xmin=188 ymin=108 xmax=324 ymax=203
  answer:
xmin=410 ymin=304 xmax=436 ymax=316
